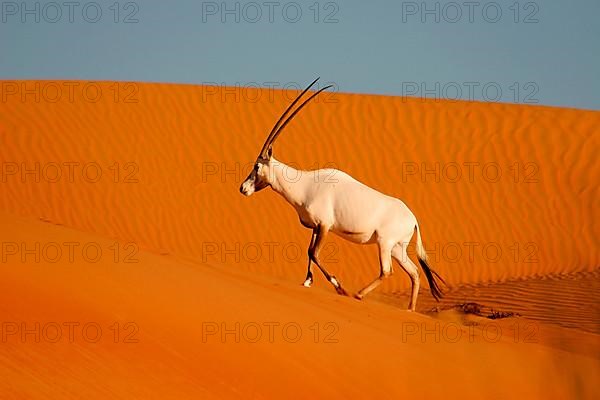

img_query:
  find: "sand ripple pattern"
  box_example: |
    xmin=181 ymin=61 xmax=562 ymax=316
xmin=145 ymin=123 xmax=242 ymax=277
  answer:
xmin=1 ymin=81 xmax=598 ymax=291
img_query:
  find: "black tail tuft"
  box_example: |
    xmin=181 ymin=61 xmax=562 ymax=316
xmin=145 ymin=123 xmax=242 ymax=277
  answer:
xmin=418 ymin=257 xmax=446 ymax=302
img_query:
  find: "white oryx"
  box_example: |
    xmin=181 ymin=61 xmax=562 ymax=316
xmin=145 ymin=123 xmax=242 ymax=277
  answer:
xmin=240 ymin=78 xmax=445 ymax=311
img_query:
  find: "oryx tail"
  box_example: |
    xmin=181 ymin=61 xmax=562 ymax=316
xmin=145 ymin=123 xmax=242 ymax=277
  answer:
xmin=415 ymin=224 xmax=446 ymax=301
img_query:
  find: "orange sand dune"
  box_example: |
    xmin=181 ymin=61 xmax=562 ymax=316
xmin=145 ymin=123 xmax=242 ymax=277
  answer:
xmin=0 ymin=81 xmax=598 ymax=293
xmin=0 ymin=212 xmax=598 ymax=399
xmin=1 ymin=81 xmax=599 ymax=398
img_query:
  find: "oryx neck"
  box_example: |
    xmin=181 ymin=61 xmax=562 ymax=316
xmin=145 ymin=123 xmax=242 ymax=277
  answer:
xmin=269 ymin=158 xmax=306 ymax=207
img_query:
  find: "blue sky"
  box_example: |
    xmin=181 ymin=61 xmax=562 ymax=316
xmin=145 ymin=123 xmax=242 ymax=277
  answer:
xmin=2 ymin=0 xmax=599 ymax=109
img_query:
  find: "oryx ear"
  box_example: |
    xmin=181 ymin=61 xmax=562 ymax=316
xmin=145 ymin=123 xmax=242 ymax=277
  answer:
xmin=267 ymin=146 xmax=273 ymax=159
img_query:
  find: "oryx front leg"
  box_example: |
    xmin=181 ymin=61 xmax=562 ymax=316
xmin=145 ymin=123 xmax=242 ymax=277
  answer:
xmin=355 ymin=241 xmax=393 ymax=300
xmin=309 ymin=225 xmax=348 ymax=296
xmin=302 ymin=232 xmax=316 ymax=287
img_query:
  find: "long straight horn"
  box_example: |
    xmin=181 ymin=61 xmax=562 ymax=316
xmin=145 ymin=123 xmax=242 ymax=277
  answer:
xmin=259 ymin=77 xmax=320 ymax=158
xmin=266 ymin=84 xmax=333 ymax=147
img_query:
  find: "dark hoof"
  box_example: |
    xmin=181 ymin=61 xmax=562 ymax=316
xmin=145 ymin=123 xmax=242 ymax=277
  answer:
xmin=335 ymin=286 xmax=349 ymax=296
xmin=329 ymin=276 xmax=348 ymax=296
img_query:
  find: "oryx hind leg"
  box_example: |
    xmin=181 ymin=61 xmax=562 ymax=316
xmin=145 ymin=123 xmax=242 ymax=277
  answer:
xmin=355 ymin=241 xmax=394 ymax=300
xmin=391 ymin=244 xmax=420 ymax=311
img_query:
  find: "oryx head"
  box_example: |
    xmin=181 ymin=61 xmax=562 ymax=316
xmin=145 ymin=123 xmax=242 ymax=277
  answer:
xmin=240 ymin=77 xmax=332 ymax=196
